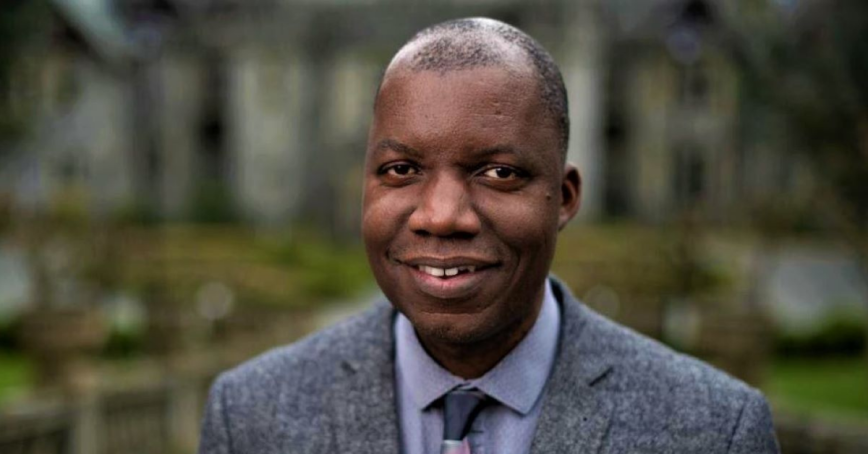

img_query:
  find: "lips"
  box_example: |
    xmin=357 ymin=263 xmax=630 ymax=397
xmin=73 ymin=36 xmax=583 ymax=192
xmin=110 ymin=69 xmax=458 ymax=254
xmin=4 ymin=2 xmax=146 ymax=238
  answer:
xmin=417 ymin=264 xmax=476 ymax=277
xmin=395 ymin=256 xmax=498 ymax=300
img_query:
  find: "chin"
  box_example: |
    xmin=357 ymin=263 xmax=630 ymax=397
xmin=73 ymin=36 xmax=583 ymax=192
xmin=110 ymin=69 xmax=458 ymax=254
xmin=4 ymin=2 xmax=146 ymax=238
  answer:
xmin=418 ymin=321 xmax=482 ymax=346
xmin=405 ymin=309 xmax=502 ymax=346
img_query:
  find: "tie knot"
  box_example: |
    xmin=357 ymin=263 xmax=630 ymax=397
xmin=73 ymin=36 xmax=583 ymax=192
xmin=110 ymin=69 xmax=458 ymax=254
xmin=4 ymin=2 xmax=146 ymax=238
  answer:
xmin=443 ymin=389 xmax=487 ymax=442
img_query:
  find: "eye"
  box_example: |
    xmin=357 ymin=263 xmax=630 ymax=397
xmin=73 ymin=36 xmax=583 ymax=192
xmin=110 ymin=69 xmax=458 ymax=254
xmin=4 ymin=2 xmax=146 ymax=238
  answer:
xmin=385 ymin=164 xmax=417 ymax=176
xmin=482 ymin=166 xmax=520 ymax=180
xmin=378 ymin=163 xmax=420 ymax=184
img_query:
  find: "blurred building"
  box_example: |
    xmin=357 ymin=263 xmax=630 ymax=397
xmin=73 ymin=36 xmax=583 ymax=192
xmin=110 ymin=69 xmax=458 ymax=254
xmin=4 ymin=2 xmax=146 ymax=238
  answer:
xmin=604 ymin=0 xmax=817 ymax=224
xmin=0 ymin=0 xmax=815 ymax=229
xmin=0 ymin=0 xmax=137 ymax=217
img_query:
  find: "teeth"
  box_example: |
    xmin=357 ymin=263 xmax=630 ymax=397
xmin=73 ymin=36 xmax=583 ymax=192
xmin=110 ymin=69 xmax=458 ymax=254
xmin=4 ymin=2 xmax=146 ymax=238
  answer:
xmin=419 ymin=266 xmax=445 ymax=277
xmin=418 ymin=265 xmax=478 ymax=277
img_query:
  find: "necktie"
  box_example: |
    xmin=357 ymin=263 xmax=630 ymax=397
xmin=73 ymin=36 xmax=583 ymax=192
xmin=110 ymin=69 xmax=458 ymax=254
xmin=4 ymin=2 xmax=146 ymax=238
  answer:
xmin=441 ymin=389 xmax=487 ymax=454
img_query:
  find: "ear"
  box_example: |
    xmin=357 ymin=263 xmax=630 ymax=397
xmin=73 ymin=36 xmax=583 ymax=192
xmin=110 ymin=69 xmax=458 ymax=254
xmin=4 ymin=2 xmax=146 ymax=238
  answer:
xmin=558 ymin=163 xmax=582 ymax=231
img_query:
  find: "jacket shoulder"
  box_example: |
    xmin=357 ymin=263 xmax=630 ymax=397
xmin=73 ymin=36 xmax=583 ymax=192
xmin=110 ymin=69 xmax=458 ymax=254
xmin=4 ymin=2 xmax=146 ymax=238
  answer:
xmin=583 ymin=308 xmax=756 ymax=395
xmin=201 ymin=303 xmax=393 ymax=452
xmin=574 ymin=304 xmax=776 ymax=450
xmin=216 ymin=302 xmax=392 ymax=397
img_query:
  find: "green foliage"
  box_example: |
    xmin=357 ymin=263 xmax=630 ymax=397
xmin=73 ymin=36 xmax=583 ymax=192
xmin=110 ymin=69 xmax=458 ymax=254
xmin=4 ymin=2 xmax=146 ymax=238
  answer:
xmin=0 ymin=195 xmax=11 ymax=235
xmin=113 ymin=201 xmax=162 ymax=226
xmin=264 ymin=231 xmax=373 ymax=300
xmin=0 ymin=1 xmax=50 ymax=142
xmin=553 ymin=223 xmax=730 ymax=298
xmin=0 ymin=315 xmax=22 ymax=351
xmin=115 ymin=225 xmax=375 ymax=310
xmin=737 ymin=0 xmax=868 ymax=227
xmin=0 ymin=352 xmax=32 ymax=404
xmin=191 ymin=180 xmax=238 ymax=224
xmin=775 ymin=313 xmax=867 ymax=358
xmin=102 ymin=326 xmax=146 ymax=359
xmin=766 ymin=357 xmax=868 ymax=422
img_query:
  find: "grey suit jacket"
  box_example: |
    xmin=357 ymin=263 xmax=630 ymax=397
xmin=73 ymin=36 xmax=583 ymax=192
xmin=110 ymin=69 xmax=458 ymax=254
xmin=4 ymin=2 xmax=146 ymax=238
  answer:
xmin=199 ymin=278 xmax=779 ymax=453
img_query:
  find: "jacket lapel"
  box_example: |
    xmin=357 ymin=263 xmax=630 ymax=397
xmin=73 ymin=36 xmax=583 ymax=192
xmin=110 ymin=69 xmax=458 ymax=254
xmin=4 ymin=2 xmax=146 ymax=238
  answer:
xmin=324 ymin=280 xmax=617 ymax=454
xmin=329 ymin=303 xmax=401 ymax=454
xmin=530 ymin=279 xmax=616 ymax=454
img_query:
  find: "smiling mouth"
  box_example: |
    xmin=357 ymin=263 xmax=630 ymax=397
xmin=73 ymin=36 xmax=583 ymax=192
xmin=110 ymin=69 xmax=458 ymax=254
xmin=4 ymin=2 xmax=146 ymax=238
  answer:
xmin=394 ymin=257 xmax=496 ymax=299
xmin=416 ymin=265 xmax=477 ymax=278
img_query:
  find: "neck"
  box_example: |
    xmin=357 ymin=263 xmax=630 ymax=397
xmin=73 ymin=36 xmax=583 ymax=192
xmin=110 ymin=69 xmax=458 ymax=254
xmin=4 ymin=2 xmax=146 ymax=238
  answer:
xmin=417 ymin=299 xmax=544 ymax=379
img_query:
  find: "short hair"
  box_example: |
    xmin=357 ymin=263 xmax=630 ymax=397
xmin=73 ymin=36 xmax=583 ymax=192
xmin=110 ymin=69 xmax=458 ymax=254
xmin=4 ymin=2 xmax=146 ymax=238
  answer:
xmin=382 ymin=18 xmax=570 ymax=158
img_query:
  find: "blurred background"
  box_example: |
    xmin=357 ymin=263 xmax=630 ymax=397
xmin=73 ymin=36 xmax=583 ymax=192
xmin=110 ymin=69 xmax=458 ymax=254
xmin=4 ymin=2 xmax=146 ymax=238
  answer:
xmin=0 ymin=0 xmax=866 ymax=452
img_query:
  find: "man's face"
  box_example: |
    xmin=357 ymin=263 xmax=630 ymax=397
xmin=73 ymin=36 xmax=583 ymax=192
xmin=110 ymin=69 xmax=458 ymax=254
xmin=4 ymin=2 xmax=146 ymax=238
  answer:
xmin=362 ymin=65 xmax=580 ymax=347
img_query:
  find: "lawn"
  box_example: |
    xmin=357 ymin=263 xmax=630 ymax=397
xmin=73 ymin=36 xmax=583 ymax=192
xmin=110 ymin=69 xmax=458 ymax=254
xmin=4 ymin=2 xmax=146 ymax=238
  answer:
xmin=765 ymin=356 xmax=868 ymax=422
xmin=0 ymin=352 xmax=32 ymax=404
xmin=115 ymin=225 xmax=376 ymax=308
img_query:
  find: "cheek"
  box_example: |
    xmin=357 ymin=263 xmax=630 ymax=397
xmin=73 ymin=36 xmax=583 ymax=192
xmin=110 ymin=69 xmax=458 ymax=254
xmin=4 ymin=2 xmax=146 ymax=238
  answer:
xmin=475 ymin=189 xmax=560 ymax=248
xmin=362 ymin=185 xmax=413 ymax=245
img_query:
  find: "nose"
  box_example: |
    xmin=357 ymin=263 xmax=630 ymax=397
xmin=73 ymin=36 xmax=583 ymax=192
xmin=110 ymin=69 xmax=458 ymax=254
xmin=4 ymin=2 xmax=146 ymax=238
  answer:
xmin=407 ymin=172 xmax=481 ymax=238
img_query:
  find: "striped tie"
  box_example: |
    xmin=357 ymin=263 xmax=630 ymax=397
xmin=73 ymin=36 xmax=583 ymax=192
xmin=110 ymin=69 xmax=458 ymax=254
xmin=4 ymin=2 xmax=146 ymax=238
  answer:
xmin=441 ymin=389 xmax=487 ymax=454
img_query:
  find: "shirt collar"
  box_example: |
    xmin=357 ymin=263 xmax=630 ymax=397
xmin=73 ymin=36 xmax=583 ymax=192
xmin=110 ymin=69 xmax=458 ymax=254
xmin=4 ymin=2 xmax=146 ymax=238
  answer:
xmin=395 ymin=279 xmax=561 ymax=416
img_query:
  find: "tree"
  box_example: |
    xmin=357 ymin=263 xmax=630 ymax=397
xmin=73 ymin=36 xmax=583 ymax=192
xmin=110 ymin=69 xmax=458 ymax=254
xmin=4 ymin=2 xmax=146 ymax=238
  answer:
xmin=734 ymin=0 xmax=868 ymax=267
xmin=0 ymin=1 xmax=50 ymax=146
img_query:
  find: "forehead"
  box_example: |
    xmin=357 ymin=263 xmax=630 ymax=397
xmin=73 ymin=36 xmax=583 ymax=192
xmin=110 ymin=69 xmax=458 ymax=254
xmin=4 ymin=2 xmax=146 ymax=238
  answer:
xmin=370 ymin=66 xmax=559 ymax=159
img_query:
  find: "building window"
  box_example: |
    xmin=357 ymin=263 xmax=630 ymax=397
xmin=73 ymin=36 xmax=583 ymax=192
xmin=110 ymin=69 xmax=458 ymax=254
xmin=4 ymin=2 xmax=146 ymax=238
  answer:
xmin=678 ymin=63 xmax=709 ymax=107
xmin=674 ymin=145 xmax=706 ymax=208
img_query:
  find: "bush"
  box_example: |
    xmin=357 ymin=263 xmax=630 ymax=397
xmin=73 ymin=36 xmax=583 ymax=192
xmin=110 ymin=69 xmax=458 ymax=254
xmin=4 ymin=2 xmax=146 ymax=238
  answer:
xmin=0 ymin=314 xmax=21 ymax=351
xmin=775 ymin=313 xmax=866 ymax=358
xmin=102 ymin=326 xmax=146 ymax=359
xmin=191 ymin=180 xmax=238 ymax=224
xmin=113 ymin=200 xmax=161 ymax=226
xmin=265 ymin=231 xmax=373 ymax=300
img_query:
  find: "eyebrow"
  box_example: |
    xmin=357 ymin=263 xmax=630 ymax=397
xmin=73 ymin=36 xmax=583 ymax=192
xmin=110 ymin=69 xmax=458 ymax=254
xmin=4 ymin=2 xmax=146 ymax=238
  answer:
xmin=373 ymin=139 xmax=423 ymax=159
xmin=374 ymin=139 xmax=526 ymax=160
xmin=473 ymin=145 xmax=523 ymax=159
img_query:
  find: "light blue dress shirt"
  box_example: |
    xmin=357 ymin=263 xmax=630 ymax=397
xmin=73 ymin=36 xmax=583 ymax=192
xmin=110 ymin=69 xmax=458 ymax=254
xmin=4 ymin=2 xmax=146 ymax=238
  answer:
xmin=394 ymin=280 xmax=561 ymax=454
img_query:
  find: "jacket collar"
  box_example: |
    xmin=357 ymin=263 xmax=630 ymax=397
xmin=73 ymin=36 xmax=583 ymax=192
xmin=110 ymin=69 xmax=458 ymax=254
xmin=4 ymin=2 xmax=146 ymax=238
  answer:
xmin=327 ymin=276 xmax=616 ymax=454
xmin=329 ymin=301 xmax=401 ymax=454
xmin=529 ymin=277 xmax=615 ymax=454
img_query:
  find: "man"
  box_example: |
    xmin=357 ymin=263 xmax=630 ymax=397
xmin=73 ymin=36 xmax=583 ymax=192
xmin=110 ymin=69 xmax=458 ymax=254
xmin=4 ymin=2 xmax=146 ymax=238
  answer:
xmin=199 ymin=18 xmax=779 ymax=454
